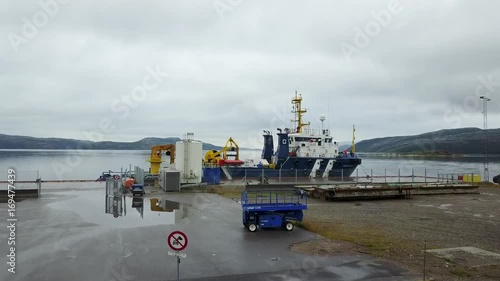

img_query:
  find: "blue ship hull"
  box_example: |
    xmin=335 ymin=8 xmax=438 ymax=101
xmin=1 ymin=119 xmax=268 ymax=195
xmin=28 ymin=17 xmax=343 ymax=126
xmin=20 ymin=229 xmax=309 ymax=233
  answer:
xmin=225 ymin=156 xmax=361 ymax=180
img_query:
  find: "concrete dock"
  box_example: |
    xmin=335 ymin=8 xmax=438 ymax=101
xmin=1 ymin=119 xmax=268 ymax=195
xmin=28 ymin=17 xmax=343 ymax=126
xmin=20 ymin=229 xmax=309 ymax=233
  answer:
xmin=0 ymin=183 xmax=419 ymax=281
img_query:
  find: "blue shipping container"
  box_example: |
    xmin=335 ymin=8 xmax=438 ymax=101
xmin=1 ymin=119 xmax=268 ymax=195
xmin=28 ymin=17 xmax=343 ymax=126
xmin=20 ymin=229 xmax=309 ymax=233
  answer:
xmin=203 ymin=167 xmax=221 ymax=185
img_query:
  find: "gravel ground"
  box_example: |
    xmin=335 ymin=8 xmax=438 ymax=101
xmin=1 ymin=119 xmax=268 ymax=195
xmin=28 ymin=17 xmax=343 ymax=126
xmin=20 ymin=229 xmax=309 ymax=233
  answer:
xmin=300 ymin=186 xmax=500 ymax=280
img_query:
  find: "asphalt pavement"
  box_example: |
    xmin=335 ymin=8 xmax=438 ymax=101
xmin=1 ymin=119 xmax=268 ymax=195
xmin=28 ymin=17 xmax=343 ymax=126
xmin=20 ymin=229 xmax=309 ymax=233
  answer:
xmin=0 ymin=184 xmax=418 ymax=281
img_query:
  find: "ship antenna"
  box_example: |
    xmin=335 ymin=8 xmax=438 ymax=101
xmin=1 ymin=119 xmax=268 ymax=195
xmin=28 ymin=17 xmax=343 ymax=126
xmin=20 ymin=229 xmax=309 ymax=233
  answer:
xmin=320 ymin=115 xmax=326 ymax=134
xmin=351 ymin=124 xmax=356 ymax=153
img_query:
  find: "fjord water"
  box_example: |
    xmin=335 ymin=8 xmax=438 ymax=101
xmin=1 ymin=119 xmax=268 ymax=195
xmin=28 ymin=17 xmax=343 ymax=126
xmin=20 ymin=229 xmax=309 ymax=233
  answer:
xmin=1 ymin=149 xmax=499 ymax=181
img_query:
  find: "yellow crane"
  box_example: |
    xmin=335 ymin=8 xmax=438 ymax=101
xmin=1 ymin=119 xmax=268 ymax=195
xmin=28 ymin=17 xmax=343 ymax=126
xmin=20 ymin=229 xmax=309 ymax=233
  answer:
xmin=204 ymin=137 xmax=240 ymax=164
xmin=148 ymin=144 xmax=175 ymax=174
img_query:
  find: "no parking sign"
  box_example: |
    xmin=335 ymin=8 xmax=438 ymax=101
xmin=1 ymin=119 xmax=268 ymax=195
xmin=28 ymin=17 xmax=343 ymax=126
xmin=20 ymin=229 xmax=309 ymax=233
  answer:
xmin=167 ymin=230 xmax=188 ymax=252
xmin=168 ymin=230 xmax=188 ymax=281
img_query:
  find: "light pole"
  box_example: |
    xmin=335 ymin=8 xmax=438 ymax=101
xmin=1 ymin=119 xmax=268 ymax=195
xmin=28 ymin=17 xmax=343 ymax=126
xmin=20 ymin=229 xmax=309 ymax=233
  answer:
xmin=480 ymin=96 xmax=491 ymax=182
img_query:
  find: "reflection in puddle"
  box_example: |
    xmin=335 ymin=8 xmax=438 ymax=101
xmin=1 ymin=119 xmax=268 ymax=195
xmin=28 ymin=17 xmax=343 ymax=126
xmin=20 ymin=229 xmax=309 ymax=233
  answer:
xmin=150 ymin=198 xmax=180 ymax=212
xmin=49 ymin=191 xmax=186 ymax=229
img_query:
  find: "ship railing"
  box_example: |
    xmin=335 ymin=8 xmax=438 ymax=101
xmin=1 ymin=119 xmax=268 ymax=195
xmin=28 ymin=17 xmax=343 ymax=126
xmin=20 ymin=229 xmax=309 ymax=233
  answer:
xmin=301 ymin=128 xmax=319 ymax=135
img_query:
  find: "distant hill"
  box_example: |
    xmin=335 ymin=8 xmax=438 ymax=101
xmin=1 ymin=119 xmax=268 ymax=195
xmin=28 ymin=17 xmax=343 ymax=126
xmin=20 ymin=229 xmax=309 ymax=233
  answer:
xmin=354 ymin=127 xmax=500 ymax=154
xmin=0 ymin=134 xmax=222 ymax=151
xmin=338 ymin=144 xmax=352 ymax=152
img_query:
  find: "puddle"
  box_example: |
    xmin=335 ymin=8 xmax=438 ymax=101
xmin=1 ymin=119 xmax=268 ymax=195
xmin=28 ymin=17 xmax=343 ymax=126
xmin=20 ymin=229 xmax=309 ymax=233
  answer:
xmin=49 ymin=190 xmax=186 ymax=228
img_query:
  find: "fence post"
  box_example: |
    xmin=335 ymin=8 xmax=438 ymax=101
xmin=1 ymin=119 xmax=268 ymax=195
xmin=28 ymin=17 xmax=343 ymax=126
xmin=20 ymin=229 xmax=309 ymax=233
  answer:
xmin=356 ymin=169 xmax=359 ymax=183
xmin=398 ymin=169 xmax=401 ymax=184
xmin=371 ymin=169 xmax=373 ymax=184
xmin=341 ymin=169 xmax=344 ymax=182
xmin=412 ymin=169 xmax=414 ymax=183
xmin=384 ymin=169 xmax=387 ymax=183
xmin=425 ymin=169 xmax=427 ymax=184
xmin=37 ymin=178 xmax=41 ymax=196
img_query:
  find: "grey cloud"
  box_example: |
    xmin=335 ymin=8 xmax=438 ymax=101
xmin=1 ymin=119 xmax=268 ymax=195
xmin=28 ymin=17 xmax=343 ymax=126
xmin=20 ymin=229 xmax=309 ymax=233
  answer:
xmin=1 ymin=0 xmax=499 ymax=147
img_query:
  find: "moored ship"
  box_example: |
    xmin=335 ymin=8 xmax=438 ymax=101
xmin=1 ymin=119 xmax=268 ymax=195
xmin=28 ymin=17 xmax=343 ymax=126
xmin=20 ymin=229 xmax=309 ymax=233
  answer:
xmin=205 ymin=92 xmax=362 ymax=181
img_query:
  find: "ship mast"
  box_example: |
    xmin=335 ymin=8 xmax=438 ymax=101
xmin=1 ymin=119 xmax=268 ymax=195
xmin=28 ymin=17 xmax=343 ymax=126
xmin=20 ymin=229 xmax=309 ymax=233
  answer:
xmin=291 ymin=91 xmax=310 ymax=133
xmin=351 ymin=124 xmax=356 ymax=153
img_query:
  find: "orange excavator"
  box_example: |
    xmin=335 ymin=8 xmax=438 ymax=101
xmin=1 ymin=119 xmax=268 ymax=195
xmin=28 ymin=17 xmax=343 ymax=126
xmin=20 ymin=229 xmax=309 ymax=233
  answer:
xmin=148 ymin=144 xmax=175 ymax=174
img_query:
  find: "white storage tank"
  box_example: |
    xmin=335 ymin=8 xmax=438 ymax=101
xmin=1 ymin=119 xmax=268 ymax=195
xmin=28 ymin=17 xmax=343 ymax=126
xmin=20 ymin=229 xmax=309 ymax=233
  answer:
xmin=175 ymin=133 xmax=203 ymax=184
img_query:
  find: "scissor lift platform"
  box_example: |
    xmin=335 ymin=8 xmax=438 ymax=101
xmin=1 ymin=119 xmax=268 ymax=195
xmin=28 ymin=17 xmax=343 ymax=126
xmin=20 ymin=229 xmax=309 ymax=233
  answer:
xmin=241 ymin=188 xmax=307 ymax=232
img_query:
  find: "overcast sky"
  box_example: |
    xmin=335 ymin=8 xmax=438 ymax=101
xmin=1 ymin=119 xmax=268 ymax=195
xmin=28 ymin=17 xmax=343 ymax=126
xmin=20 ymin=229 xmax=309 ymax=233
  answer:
xmin=1 ymin=0 xmax=499 ymax=148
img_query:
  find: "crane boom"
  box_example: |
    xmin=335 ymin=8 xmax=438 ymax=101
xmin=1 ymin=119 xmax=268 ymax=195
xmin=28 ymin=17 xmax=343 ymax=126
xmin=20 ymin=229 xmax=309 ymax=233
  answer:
xmin=204 ymin=137 xmax=240 ymax=165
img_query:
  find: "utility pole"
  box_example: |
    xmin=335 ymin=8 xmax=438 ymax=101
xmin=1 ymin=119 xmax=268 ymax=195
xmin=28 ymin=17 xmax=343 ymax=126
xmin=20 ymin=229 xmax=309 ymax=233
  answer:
xmin=480 ymin=96 xmax=491 ymax=182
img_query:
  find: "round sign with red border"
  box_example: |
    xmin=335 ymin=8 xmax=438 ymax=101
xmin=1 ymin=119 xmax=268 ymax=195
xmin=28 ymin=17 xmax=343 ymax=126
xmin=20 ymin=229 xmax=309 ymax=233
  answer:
xmin=167 ymin=231 xmax=188 ymax=251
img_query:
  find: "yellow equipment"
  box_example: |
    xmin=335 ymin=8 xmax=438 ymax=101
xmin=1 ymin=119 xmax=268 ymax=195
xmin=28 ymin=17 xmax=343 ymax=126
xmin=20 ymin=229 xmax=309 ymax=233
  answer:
xmin=204 ymin=137 xmax=240 ymax=164
xmin=148 ymin=144 xmax=175 ymax=175
xmin=463 ymin=174 xmax=481 ymax=183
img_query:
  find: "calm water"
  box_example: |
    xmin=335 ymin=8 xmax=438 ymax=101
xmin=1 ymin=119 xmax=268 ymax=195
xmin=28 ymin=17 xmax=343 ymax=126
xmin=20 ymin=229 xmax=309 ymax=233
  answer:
xmin=1 ymin=149 xmax=499 ymax=181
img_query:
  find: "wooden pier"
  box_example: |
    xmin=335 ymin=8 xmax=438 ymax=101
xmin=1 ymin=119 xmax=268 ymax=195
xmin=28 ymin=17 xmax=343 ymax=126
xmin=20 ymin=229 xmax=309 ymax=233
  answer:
xmin=306 ymin=183 xmax=479 ymax=201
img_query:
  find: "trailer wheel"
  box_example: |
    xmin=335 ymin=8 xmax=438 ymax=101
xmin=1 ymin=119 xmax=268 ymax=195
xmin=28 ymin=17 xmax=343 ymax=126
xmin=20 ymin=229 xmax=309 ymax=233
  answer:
xmin=248 ymin=223 xmax=257 ymax=232
xmin=285 ymin=222 xmax=294 ymax=231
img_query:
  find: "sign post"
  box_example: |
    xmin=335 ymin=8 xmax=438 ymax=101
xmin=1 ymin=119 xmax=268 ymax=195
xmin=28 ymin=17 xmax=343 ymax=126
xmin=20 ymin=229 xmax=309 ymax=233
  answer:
xmin=167 ymin=231 xmax=188 ymax=281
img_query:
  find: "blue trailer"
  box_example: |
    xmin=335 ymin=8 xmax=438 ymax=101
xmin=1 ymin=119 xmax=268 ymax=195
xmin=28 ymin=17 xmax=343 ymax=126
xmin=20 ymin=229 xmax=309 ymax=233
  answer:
xmin=241 ymin=188 xmax=307 ymax=232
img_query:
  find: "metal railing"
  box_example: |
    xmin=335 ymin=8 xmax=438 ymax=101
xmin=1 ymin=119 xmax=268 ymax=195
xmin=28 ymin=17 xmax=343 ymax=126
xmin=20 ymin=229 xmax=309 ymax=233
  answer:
xmin=242 ymin=189 xmax=307 ymax=206
xmin=224 ymin=168 xmax=481 ymax=185
xmin=437 ymin=173 xmax=481 ymax=184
